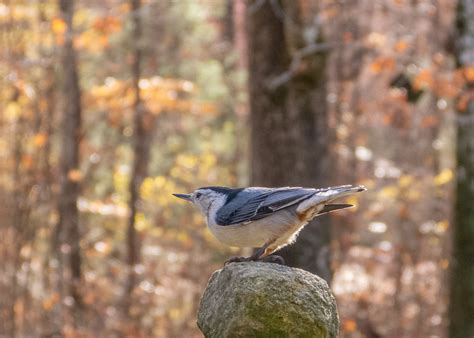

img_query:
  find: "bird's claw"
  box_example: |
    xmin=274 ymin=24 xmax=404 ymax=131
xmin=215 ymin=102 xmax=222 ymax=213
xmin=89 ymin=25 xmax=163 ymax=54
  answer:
xmin=224 ymin=255 xmax=285 ymax=265
xmin=259 ymin=255 xmax=285 ymax=265
xmin=224 ymin=256 xmax=251 ymax=265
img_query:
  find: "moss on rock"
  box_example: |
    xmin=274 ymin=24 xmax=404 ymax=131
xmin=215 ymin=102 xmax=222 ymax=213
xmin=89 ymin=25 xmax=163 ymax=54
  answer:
xmin=197 ymin=262 xmax=339 ymax=338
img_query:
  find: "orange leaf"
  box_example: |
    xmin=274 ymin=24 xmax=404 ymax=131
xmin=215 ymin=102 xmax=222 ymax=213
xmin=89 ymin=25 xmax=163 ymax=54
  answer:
xmin=21 ymin=155 xmax=33 ymax=169
xmin=343 ymin=319 xmax=358 ymax=332
xmin=42 ymin=292 xmax=60 ymax=311
xmin=33 ymin=133 xmax=48 ymax=147
xmin=370 ymin=57 xmax=395 ymax=74
xmin=440 ymin=259 xmax=449 ymax=269
xmin=463 ymin=66 xmax=474 ymax=82
xmin=457 ymin=91 xmax=473 ymax=112
xmin=413 ymin=68 xmax=433 ymax=91
xmin=92 ymin=16 xmax=121 ymax=34
xmin=395 ymin=40 xmax=408 ymax=53
xmin=68 ymin=169 xmax=83 ymax=182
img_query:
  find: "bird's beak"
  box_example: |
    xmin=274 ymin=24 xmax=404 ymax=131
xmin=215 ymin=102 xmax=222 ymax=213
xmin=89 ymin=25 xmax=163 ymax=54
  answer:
xmin=173 ymin=193 xmax=192 ymax=202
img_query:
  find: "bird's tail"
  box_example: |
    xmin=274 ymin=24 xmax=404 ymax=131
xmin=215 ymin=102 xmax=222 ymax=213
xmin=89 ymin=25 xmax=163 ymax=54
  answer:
xmin=317 ymin=203 xmax=353 ymax=215
xmin=296 ymin=184 xmax=366 ymax=215
xmin=321 ymin=184 xmax=367 ymax=201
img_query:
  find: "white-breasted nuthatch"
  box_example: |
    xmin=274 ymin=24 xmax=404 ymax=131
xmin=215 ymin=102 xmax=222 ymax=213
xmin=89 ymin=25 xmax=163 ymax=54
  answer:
xmin=173 ymin=184 xmax=366 ymax=264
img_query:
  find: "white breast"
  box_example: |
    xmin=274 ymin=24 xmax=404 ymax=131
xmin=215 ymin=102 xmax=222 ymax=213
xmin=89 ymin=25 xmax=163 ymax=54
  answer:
xmin=207 ymin=208 xmax=302 ymax=248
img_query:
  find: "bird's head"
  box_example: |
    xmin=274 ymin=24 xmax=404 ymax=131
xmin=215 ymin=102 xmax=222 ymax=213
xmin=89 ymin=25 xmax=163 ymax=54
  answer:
xmin=173 ymin=187 xmax=230 ymax=216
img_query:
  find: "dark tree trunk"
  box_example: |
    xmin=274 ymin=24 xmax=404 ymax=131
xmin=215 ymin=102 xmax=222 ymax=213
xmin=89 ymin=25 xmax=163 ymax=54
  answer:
xmin=247 ymin=0 xmax=331 ymax=280
xmin=125 ymin=0 xmax=152 ymax=315
xmin=247 ymin=1 xmax=292 ymax=186
xmin=223 ymin=0 xmax=234 ymax=43
xmin=449 ymin=1 xmax=474 ymax=336
xmin=57 ymin=0 xmax=82 ymax=322
xmin=247 ymin=0 xmax=290 ymax=187
xmin=41 ymin=67 xmax=55 ymax=196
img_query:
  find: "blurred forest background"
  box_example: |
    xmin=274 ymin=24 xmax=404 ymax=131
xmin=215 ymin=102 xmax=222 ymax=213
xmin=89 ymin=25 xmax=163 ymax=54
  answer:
xmin=0 ymin=0 xmax=473 ymax=337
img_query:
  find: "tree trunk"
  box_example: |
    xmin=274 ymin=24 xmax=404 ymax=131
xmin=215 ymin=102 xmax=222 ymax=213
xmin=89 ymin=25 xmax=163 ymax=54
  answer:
xmin=125 ymin=0 xmax=152 ymax=315
xmin=279 ymin=0 xmax=331 ymax=282
xmin=248 ymin=0 xmax=290 ymax=187
xmin=449 ymin=1 xmax=474 ymax=336
xmin=247 ymin=0 xmax=331 ymax=280
xmin=57 ymin=0 xmax=82 ymax=323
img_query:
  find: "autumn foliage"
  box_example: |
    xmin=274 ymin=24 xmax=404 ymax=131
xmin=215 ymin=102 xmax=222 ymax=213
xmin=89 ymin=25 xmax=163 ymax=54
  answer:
xmin=0 ymin=0 xmax=470 ymax=337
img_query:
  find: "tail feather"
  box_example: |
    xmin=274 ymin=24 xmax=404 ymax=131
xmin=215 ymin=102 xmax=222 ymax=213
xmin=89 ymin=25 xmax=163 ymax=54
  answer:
xmin=317 ymin=203 xmax=353 ymax=215
xmin=317 ymin=184 xmax=366 ymax=200
xmin=322 ymin=184 xmax=366 ymax=194
xmin=297 ymin=184 xmax=366 ymax=215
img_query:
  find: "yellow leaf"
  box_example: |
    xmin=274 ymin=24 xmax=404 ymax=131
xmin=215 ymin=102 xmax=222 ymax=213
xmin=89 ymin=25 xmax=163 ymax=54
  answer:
xmin=434 ymin=169 xmax=453 ymax=186
xmin=5 ymin=102 xmax=21 ymax=121
xmin=436 ymin=220 xmax=449 ymax=233
xmin=136 ymin=213 xmax=150 ymax=231
xmin=177 ymin=231 xmax=192 ymax=246
xmin=169 ymin=308 xmax=181 ymax=320
xmin=380 ymin=185 xmax=399 ymax=198
xmin=360 ymin=179 xmax=376 ymax=189
xmin=398 ymin=175 xmax=413 ymax=188
xmin=51 ymin=18 xmax=66 ymax=34
xmin=406 ymin=189 xmax=421 ymax=201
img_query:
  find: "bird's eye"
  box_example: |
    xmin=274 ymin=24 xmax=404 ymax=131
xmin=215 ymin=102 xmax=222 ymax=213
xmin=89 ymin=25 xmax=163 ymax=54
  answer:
xmin=195 ymin=192 xmax=202 ymax=199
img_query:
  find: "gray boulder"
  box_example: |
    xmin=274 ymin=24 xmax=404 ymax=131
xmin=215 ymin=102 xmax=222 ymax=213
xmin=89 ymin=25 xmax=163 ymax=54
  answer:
xmin=197 ymin=262 xmax=339 ymax=337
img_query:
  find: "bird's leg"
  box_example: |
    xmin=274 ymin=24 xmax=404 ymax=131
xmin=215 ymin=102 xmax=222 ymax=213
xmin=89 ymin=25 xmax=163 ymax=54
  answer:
xmin=224 ymin=256 xmax=251 ymax=264
xmin=225 ymin=243 xmax=285 ymax=265
xmin=224 ymin=243 xmax=269 ymax=265
xmin=259 ymin=255 xmax=285 ymax=265
xmin=251 ymin=244 xmax=285 ymax=264
xmin=248 ymin=243 xmax=270 ymax=261
xmin=258 ymin=247 xmax=285 ymax=265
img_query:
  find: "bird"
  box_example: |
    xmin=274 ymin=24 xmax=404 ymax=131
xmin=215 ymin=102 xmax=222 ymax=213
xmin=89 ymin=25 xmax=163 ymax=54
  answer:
xmin=173 ymin=184 xmax=366 ymax=264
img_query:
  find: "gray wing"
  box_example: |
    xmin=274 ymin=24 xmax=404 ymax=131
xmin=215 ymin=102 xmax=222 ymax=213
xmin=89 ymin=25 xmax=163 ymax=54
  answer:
xmin=215 ymin=187 xmax=315 ymax=226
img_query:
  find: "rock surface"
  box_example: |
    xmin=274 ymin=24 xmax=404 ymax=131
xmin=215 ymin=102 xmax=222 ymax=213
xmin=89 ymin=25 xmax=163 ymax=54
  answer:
xmin=197 ymin=262 xmax=339 ymax=337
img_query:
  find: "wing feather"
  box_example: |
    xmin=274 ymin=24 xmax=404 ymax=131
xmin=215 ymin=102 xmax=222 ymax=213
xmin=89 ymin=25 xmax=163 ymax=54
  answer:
xmin=215 ymin=187 xmax=315 ymax=225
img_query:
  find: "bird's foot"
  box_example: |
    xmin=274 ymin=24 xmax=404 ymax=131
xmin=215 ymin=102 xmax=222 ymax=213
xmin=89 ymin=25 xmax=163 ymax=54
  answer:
xmin=224 ymin=256 xmax=251 ymax=265
xmin=224 ymin=254 xmax=285 ymax=266
xmin=258 ymin=255 xmax=285 ymax=265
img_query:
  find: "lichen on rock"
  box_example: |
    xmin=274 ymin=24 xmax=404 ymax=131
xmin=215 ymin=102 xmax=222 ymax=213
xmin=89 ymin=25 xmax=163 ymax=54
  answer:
xmin=197 ymin=262 xmax=339 ymax=338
